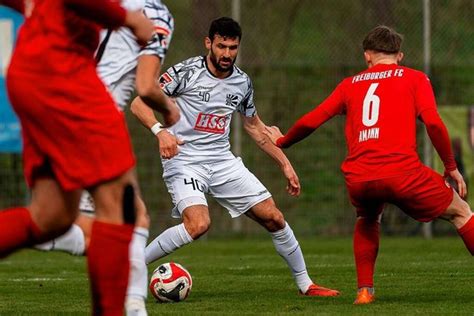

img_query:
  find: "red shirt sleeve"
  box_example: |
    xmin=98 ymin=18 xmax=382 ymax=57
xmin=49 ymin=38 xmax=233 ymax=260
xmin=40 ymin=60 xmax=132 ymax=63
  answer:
xmin=416 ymin=75 xmax=457 ymax=172
xmin=277 ymin=82 xmax=346 ymax=148
xmin=64 ymin=0 xmax=126 ymax=29
xmin=1 ymin=0 xmax=24 ymax=13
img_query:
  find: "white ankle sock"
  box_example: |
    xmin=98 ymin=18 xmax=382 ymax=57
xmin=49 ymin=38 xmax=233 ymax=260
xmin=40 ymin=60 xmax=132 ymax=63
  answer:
xmin=145 ymin=223 xmax=193 ymax=265
xmin=270 ymin=222 xmax=313 ymax=292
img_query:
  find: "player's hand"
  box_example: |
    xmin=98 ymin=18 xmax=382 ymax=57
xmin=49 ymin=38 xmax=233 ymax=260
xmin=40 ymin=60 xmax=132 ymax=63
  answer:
xmin=125 ymin=10 xmax=155 ymax=46
xmin=161 ymin=98 xmax=180 ymax=127
xmin=156 ymin=130 xmax=184 ymax=159
xmin=282 ymin=164 xmax=301 ymax=197
xmin=445 ymin=168 xmax=467 ymax=199
xmin=263 ymin=126 xmax=284 ymax=146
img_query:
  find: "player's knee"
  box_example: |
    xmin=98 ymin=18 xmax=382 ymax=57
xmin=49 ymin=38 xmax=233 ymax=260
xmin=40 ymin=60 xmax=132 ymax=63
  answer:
xmin=265 ymin=209 xmax=285 ymax=232
xmin=453 ymin=199 xmax=472 ymax=227
xmin=185 ymin=218 xmax=211 ymax=239
xmin=357 ymin=215 xmax=382 ymax=224
xmin=443 ymin=192 xmax=473 ymax=228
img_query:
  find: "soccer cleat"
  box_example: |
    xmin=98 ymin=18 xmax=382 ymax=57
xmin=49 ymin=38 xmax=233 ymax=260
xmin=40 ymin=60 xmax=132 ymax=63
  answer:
xmin=125 ymin=297 xmax=147 ymax=316
xmin=300 ymin=284 xmax=340 ymax=297
xmin=353 ymin=287 xmax=375 ymax=305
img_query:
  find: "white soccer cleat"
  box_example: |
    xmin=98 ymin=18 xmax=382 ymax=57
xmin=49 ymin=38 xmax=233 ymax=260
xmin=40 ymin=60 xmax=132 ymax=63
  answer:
xmin=125 ymin=297 xmax=147 ymax=316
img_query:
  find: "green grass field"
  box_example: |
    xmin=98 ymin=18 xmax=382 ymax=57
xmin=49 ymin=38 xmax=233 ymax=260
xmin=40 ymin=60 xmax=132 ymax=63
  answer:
xmin=0 ymin=237 xmax=472 ymax=315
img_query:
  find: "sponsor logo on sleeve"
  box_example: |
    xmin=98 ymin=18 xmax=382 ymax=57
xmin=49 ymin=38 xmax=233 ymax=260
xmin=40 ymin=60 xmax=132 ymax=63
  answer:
xmin=159 ymin=73 xmax=173 ymax=88
xmin=194 ymin=113 xmax=227 ymax=134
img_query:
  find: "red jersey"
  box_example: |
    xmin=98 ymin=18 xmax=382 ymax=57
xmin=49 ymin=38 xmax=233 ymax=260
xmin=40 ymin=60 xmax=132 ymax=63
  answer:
xmin=278 ymin=64 xmax=456 ymax=182
xmin=8 ymin=0 xmax=126 ymax=78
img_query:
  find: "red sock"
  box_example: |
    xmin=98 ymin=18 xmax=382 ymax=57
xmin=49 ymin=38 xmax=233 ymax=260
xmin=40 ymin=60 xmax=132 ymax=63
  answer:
xmin=87 ymin=221 xmax=133 ymax=316
xmin=0 ymin=207 xmax=42 ymax=258
xmin=457 ymin=215 xmax=474 ymax=255
xmin=353 ymin=218 xmax=380 ymax=288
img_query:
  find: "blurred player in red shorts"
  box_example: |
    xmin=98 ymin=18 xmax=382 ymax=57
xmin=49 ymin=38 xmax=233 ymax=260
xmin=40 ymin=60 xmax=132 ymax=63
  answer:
xmin=265 ymin=25 xmax=474 ymax=305
xmin=0 ymin=1 xmax=157 ymax=314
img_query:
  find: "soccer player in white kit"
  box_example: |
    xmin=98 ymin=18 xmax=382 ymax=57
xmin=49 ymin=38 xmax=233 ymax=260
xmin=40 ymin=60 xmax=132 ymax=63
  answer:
xmin=131 ymin=17 xmax=340 ymax=297
xmin=34 ymin=1 xmax=176 ymax=314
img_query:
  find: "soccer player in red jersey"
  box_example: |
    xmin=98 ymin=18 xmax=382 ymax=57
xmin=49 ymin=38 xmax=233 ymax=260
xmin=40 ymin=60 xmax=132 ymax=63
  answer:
xmin=265 ymin=25 xmax=474 ymax=305
xmin=0 ymin=1 xmax=166 ymax=315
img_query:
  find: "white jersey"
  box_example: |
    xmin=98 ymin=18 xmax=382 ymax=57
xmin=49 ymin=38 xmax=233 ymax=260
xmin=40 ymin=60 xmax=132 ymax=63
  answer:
xmin=96 ymin=0 xmax=174 ymax=108
xmin=159 ymin=56 xmax=256 ymax=164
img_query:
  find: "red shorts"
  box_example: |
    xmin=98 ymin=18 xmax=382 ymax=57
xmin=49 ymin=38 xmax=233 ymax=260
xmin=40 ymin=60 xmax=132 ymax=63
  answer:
xmin=346 ymin=165 xmax=454 ymax=222
xmin=7 ymin=70 xmax=135 ymax=191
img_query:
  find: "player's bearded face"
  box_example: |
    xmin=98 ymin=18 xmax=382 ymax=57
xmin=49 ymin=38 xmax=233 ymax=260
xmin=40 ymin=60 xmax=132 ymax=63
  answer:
xmin=209 ymin=35 xmax=239 ymax=72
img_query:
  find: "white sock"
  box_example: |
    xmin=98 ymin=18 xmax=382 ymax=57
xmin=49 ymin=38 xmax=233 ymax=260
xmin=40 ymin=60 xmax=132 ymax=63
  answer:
xmin=127 ymin=227 xmax=149 ymax=300
xmin=145 ymin=223 xmax=193 ymax=264
xmin=34 ymin=224 xmax=85 ymax=256
xmin=270 ymin=222 xmax=313 ymax=292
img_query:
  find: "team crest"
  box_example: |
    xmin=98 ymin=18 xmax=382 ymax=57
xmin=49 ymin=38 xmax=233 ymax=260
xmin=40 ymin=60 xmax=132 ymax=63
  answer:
xmin=226 ymin=94 xmax=239 ymax=107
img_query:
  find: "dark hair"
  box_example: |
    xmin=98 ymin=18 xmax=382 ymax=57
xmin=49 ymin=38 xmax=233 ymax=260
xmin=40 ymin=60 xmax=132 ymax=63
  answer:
xmin=362 ymin=25 xmax=403 ymax=54
xmin=208 ymin=17 xmax=242 ymax=41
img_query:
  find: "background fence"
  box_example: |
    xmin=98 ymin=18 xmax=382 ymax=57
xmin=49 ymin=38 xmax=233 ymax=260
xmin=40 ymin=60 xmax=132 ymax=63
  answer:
xmin=1 ymin=0 xmax=473 ymax=238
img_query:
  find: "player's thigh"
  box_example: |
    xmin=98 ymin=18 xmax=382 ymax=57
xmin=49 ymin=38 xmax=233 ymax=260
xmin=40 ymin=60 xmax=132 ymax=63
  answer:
xmin=89 ymin=167 xmax=139 ymax=223
xmin=392 ymin=166 xmax=453 ymax=222
xmin=80 ymin=182 xmax=149 ymax=228
xmin=439 ymin=190 xmax=472 ymax=229
xmin=210 ymin=158 xmax=271 ymax=218
xmin=346 ymin=181 xmax=385 ymax=220
xmin=29 ymin=176 xmax=81 ymax=237
xmin=163 ymin=164 xmax=209 ymax=219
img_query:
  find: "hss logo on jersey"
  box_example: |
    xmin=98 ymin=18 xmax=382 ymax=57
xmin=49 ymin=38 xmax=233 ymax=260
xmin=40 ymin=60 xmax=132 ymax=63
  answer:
xmin=194 ymin=113 xmax=227 ymax=134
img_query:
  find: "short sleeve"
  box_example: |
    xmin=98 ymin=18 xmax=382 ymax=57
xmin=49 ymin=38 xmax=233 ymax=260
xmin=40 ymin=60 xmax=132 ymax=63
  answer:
xmin=159 ymin=58 xmax=200 ymax=97
xmin=236 ymin=77 xmax=256 ymax=117
xmin=139 ymin=1 xmax=174 ymax=63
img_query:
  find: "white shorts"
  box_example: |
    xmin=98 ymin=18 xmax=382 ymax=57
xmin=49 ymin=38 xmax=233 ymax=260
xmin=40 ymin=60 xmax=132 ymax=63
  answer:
xmin=163 ymin=157 xmax=272 ymax=218
xmin=79 ymin=191 xmax=95 ymax=216
xmin=107 ymin=69 xmax=136 ymax=110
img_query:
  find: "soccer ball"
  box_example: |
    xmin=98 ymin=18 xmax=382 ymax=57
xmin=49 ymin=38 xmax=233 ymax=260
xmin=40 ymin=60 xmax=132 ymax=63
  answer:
xmin=149 ymin=262 xmax=192 ymax=302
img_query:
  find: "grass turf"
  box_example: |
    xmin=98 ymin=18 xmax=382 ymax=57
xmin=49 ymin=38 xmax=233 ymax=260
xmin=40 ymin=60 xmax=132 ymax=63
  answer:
xmin=0 ymin=237 xmax=471 ymax=315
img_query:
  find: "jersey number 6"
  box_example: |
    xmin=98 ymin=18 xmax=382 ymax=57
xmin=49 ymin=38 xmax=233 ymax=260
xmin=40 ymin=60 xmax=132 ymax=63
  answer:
xmin=362 ymin=83 xmax=380 ymax=127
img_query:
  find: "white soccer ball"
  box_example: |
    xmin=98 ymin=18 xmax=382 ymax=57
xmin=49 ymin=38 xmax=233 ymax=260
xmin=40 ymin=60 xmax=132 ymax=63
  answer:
xmin=149 ymin=262 xmax=192 ymax=302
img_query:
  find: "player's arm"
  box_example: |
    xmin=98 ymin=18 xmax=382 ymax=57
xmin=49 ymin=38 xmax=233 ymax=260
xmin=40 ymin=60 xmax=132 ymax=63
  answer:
xmin=265 ymin=84 xmax=345 ymax=148
xmin=135 ymin=55 xmax=179 ymax=125
xmin=416 ymin=75 xmax=467 ymax=198
xmin=63 ymin=0 xmax=154 ymax=45
xmin=130 ymin=97 xmax=183 ymax=159
xmin=242 ymin=114 xmax=300 ymax=197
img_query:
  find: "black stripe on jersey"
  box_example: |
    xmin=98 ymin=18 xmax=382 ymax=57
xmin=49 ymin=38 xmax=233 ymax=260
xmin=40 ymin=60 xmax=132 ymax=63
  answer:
xmin=170 ymin=65 xmax=182 ymax=96
xmin=148 ymin=16 xmax=173 ymax=29
xmin=95 ymin=29 xmax=112 ymax=63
